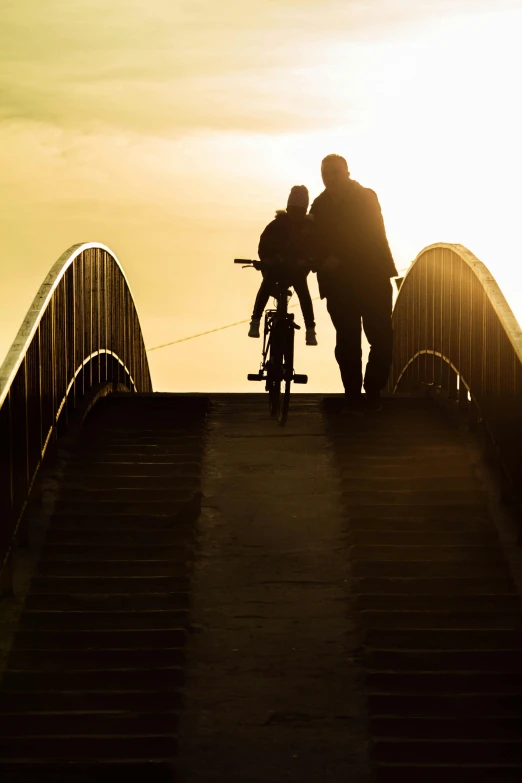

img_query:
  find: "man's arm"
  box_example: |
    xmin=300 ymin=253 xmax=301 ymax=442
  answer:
xmin=366 ymin=190 xmax=398 ymax=277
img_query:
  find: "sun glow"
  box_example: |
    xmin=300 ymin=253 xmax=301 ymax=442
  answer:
xmin=1 ymin=2 xmax=521 ymax=392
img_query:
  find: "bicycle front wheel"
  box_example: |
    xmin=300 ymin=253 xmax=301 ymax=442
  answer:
xmin=277 ymin=323 xmax=294 ymax=426
xmin=267 ymin=325 xmax=284 ymax=418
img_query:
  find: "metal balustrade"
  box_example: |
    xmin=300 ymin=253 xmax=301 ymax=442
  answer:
xmin=389 ymin=242 xmax=522 ymax=493
xmin=0 ymin=242 xmax=152 ymax=588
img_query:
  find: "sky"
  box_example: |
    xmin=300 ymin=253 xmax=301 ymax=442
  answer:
xmin=1 ymin=0 xmax=522 ymax=392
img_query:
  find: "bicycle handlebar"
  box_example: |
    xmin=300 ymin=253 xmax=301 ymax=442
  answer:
xmin=234 ymin=259 xmax=255 ymax=265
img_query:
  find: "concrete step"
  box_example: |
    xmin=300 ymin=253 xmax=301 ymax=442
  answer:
xmin=67 ymin=455 xmax=202 ymax=467
xmin=19 ymin=610 xmax=189 ymax=631
xmin=364 ymin=627 xmax=522 ymax=650
xmin=365 ymin=671 xmax=522 ymax=694
xmin=65 ymin=461 xmax=202 ymax=476
xmin=342 ymin=490 xmax=488 ymax=506
xmin=374 ymin=766 xmax=522 ymax=783
xmin=46 ymin=528 xmax=195 ymax=545
xmin=53 ymin=499 xmax=195 ymax=515
xmin=348 ymin=530 xmax=501 ymax=546
xmin=335 ymin=453 xmax=474 ymax=464
xmin=0 ymin=690 xmax=184 ymax=713
xmin=1 ymin=667 xmax=185 ymax=692
xmin=363 ymin=649 xmax=522 ymax=672
xmin=25 ymin=592 xmax=190 ymax=612
xmin=358 ymin=594 xmax=521 ymax=612
xmin=13 ymin=628 xmax=187 ymax=650
xmin=374 ymin=738 xmax=522 ymax=764
xmin=339 ymin=464 xmax=476 ymax=478
xmin=0 ymin=761 xmax=179 ymax=783
xmin=74 ymin=430 xmax=205 ymax=441
xmin=352 ymin=560 xmax=510 ymax=578
xmin=80 ymin=428 xmax=205 ymax=441
xmin=57 ymin=489 xmax=198 ymax=503
xmin=371 ymin=716 xmax=522 ymax=739
xmin=59 ymin=476 xmax=200 ymax=491
xmin=0 ymin=735 xmax=177 ymax=761
xmin=333 ymin=443 xmax=467 ymax=454
xmin=29 ymin=576 xmax=190 ymax=594
xmin=340 ymin=477 xmax=482 ymax=492
xmin=49 ymin=513 xmax=198 ymax=529
xmin=348 ymin=517 xmax=496 ymax=532
xmin=368 ymin=692 xmax=522 ymax=717
xmin=345 ymin=505 xmax=489 ymax=519
xmin=37 ymin=560 xmax=192 ymax=577
xmin=350 ymin=545 xmax=506 ymax=562
xmin=0 ymin=711 xmax=181 ymax=737
xmin=352 ymin=577 xmax=517 ymax=595
xmin=40 ymin=544 xmax=191 ymax=562
xmin=8 ymin=647 xmax=186 ymax=670
xmin=68 ymin=445 xmax=203 ymax=459
xmin=361 ymin=611 xmax=522 ymax=630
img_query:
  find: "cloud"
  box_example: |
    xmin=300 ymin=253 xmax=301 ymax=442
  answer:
xmin=1 ymin=0 xmax=517 ymax=136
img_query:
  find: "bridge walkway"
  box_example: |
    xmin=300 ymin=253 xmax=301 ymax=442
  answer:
xmin=0 ymin=393 xmax=521 ymax=781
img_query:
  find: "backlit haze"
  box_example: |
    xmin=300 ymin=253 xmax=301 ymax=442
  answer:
xmin=1 ymin=0 xmax=522 ymax=392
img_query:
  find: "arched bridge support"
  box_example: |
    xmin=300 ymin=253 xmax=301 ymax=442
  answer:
xmin=388 ymin=243 xmax=522 ymax=500
xmin=0 ymin=242 xmax=152 ymax=592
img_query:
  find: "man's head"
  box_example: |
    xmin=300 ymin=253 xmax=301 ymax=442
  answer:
xmin=286 ymin=184 xmax=309 ymax=221
xmin=321 ymin=154 xmax=350 ymax=194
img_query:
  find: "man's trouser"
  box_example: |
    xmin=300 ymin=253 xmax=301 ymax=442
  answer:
xmin=326 ymin=276 xmax=393 ymax=399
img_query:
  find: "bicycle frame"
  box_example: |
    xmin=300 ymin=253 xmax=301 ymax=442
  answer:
xmin=235 ymin=258 xmax=308 ymax=424
xmin=260 ymin=280 xmax=293 ymax=381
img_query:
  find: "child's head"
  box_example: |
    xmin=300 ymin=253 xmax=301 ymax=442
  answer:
xmin=287 ymin=185 xmax=309 ymax=221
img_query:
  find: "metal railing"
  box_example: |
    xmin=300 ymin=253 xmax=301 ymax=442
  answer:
xmin=0 ymin=242 xmax=152 ymax=584
xmin=389 ymin=242 xmax=522 ymax=492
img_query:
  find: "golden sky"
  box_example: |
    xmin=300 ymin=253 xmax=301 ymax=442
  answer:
xmin=1 ymin=0 xmax=522 ymax=392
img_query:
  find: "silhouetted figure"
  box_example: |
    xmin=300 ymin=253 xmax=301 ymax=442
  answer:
xmin=249 ymin=185 xmax=318 ymax=346
xmin=310 ymin=155 xmax=398 ymax=412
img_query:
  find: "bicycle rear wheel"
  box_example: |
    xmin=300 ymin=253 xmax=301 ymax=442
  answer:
xmin=277 ymin=323 xmax=294 ymax=426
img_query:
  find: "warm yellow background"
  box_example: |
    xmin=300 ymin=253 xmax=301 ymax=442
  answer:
xmin=1 ymin=1 xmax=521 ymax=392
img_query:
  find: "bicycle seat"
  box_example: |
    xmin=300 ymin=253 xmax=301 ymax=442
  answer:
xmin=269 ymin=280 xmax=293 ymax=298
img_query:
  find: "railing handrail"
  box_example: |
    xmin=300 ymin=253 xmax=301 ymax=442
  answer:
xmin=0 ymin=241 xmax=136 ymax=409
xmin=397 ymin=242 xmax=522 ymax=364
xmin=0 ymin=241 xmax=151 ymax=593
xmin=390 ymin=241 xmax=522 ymax=502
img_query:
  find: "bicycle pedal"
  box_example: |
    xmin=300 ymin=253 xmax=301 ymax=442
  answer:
xmin=293 ymin=374 xmax=308 ymax=384
xmin=247 ymin=373 xmax=264 ymax=381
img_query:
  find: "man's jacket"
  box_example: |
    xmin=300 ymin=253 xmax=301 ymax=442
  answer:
xmin=258 ymin=211 xmax=318 ymax=270
xmin=310 ymin=179 xmax=398 ymax=298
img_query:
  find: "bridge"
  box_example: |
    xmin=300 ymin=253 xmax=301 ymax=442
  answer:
xmin=0 ymin=241 xmax=521 ymax=782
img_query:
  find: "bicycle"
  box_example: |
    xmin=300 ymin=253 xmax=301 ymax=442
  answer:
xmin=234 ymin=258 xmax=308 ymax=426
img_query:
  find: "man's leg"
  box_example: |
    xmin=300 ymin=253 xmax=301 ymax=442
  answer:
xmin=326 ymin=294 xmax=362 ymax=399
xmin=361 ymin=278 xmax=394 ymax=399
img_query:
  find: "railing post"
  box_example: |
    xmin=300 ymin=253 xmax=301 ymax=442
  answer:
xmin=448 ymin=368 xmax=458 ymax=400
xmin=458 ymin=381 xmax=469 ymax=411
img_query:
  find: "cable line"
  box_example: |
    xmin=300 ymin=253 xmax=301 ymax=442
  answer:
xmin=147 ymin=296 xmax=321 ymax=352
xmin=146 ymin=264 xmax=412 ymax=353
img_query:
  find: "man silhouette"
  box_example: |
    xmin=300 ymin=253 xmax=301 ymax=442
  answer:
xmin=310 ymin=154 xmax=398 ymax=412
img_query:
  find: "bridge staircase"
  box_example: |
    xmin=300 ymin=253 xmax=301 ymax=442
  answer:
xmin=0 ymin=393 xmax=521 ymax=780
xmin=326 ymin=394 xmax=522 ymax=782
xmin=0 ymin=394 xmax=208 ymax=781
xmin=1 ymin=241 xmax=522 ymax=780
